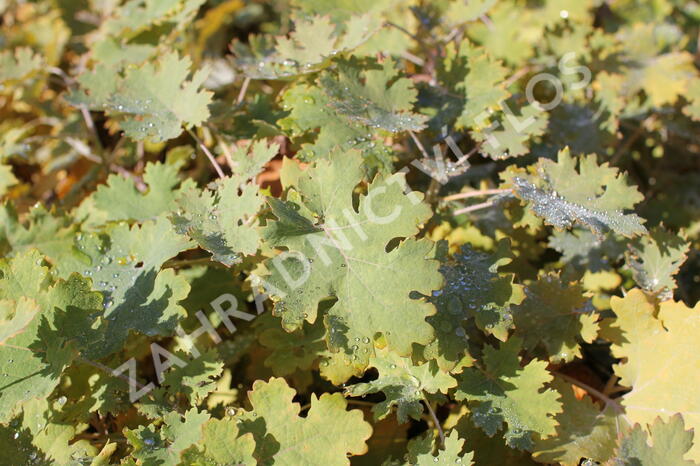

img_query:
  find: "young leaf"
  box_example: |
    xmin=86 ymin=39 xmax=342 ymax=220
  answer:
xmin=443 ymin=40 xmax=509 ymax=127
xmin=408 ymin=430 xmax=474 ymax=465
xmin=320 ymin=59 xmax=428 ymax=133
xmin=92 ymin=161 xmax=195 ymax=223
xmin=615 ymin=415 xmax=697 ymax=466
xmin=150 ymin=349 xmax=224 ymax=406
xmin=278 ymin=59 xmax=424 ymax=169
xmin=59 ymin=217 xmax=194 ymax=357
xmin=625 ymin=226 xmax=689 ymax=298
xmin=236 ymin=377 xmax=372 ymax=465
xmin=344 ymin=346 xmax=456 ymax=423
xmin=232 ymin=14 xmax=378 ymax=79
xmin=433 ymin=240 xmax=524 ymax=342
xmin=512 ymin=273 xmax=598 ymax=363
xmin=72 ymin=52 xmax=212 ymax=142
xmin=454 ymin=337 xmax=562 ymax=450
xmin=125 ymin=408 xmax=210 ymax=465
xmin=171 ymin=140 xmax=278 ymax=265
xmin=183 ymin=417 xmax=256 ymax=465
xmin=471 ymin=104 xmax=548 ymax=159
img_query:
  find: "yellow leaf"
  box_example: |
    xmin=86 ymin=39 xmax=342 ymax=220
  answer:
xmin=604 ymin=290 xmax=700 ymax=461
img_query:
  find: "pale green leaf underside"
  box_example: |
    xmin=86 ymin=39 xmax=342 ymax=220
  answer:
xmin=506 ymin=148 xmax=646 ymax=237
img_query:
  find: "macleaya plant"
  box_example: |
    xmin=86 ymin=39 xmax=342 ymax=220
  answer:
xmin=0 ymin=0 xmax=699 ymax=464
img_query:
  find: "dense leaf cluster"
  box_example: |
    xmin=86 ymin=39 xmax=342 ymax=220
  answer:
xmin=1 ymin=0 xmax=699 ymax=464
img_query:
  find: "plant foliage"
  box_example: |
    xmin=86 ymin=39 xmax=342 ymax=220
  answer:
xmin=0 ymin=0 xmax=699 ymax=464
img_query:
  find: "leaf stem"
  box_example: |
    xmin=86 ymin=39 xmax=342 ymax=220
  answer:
xmin=453 ymin=200 xmax=496 ymax=216
xmin=48 ymin=67 xmax=107 ymax=163
xmin=408 ymin=130 xmax=431 ymax=160
xmin=423 ymin=398 xmax=445 ymax=449
xmin=217 ymin=136 xmax=237 ymax=171
xmin=554 ymin=372 xmax=624 ymax=413
xmin=187 ymin=127 xmax=226 ymax=178
xmin=409 ymin=130 xmax=442 ymax=204
xmin=237 ymin=77 xmax=251 ymax=105
xmin=444 ymin=188 xmax=511 ymax=202
xmin=603 ymin=374 xmax=620 ymax=396
xmin=610 ymin=115 xmax=656 ymax=165
xmin=385 ymin=21 xmax=421 ymax=44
